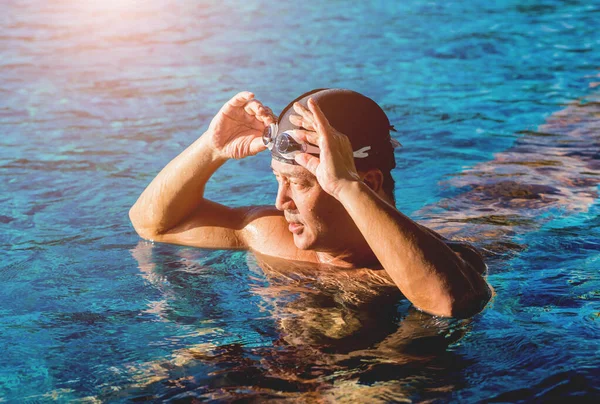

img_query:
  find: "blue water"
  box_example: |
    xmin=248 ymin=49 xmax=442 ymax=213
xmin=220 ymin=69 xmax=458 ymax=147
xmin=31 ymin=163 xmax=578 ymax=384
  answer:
xmin=1 ymin=0 xmax=599 ymax=401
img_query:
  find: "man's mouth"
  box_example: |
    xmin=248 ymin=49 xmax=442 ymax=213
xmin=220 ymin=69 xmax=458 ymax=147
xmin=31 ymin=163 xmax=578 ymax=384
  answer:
xmin=288 ymin=222 xmax=304 ymax=234
xmin=285 ymin=214 xmax=303 ymax=234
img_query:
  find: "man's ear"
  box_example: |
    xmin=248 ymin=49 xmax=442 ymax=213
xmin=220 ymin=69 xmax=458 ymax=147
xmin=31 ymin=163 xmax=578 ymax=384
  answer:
xmin=361 ymin=169 xmax=384 ymax=193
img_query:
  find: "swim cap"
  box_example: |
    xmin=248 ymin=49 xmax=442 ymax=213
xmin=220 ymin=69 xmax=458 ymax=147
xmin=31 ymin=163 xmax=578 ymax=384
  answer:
xmin=273 ymin=88 xmax=398 ymax=172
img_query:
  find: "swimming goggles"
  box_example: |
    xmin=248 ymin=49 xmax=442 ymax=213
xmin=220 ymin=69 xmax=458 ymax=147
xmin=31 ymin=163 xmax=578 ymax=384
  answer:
xmin=262 ymin=123 xmax=372 ymax=160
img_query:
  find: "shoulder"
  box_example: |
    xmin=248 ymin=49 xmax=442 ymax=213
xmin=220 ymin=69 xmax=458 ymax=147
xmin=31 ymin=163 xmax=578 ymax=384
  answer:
xmin=240 ymin=207 xmax=315 ymax=261
xmin=239 ymin=206 xmax=287 ymax=238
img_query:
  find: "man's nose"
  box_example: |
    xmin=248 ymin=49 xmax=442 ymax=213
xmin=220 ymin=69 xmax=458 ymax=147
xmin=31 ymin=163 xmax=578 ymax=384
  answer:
xmin=275 ymin=183 xmax=295 ymax=211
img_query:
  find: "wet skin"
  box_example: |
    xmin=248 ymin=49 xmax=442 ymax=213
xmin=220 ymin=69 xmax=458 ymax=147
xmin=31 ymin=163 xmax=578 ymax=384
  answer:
xmin=129 ymin=90 xmax=492 ymax=318
xmin=127 ymin=241 xmax=471 ymax=402
xmin=126 ymin=90 xmax=494 ymax=399
xmin=271 ymin=159 xmax=376 ymax=259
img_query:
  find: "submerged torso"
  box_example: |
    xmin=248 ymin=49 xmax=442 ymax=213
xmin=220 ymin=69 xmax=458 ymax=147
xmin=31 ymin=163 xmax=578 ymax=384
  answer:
xmin=247 ymin=253 xmax=412 ymax=353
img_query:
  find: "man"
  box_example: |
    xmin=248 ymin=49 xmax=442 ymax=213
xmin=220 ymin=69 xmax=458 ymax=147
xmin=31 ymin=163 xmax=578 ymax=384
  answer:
xmin=129 ymin=88 xmax=492 ymax=318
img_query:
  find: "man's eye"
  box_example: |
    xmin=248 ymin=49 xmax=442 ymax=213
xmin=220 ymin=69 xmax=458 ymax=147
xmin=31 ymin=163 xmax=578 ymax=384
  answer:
xmin=291 ymin=181 xmax=308 ymax=189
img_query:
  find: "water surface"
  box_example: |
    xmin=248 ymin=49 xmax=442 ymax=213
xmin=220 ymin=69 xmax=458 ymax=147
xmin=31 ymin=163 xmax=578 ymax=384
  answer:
xmin=1 ymin=0 xmax=600 ymax=401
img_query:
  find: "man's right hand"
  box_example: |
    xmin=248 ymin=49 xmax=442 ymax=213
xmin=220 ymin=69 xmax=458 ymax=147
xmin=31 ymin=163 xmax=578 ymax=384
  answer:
xmin=207 ymin=91 xmax=276 ymax=160
xmin=130 ymin=90 xmax=283 ymax=248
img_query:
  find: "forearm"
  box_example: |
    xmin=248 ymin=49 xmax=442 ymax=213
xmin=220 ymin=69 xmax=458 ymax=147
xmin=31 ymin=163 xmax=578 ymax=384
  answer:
xmin=338 ymin=181 xmax=491 ymax=318
xmin=129 ymin=131 xmax=227 ymax=236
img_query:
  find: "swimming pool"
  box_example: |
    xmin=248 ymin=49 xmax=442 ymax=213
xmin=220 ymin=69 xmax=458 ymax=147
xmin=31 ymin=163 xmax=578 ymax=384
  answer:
xmin=1 ymin=0 xmax=599 ymax=401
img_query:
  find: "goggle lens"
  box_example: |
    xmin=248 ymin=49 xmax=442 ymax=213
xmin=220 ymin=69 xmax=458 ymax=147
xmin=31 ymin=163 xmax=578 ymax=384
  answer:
xmin=275 ymin=132 xmax=303 ymax=154
xmin=262 ymin=123 xmax=276 ymax=150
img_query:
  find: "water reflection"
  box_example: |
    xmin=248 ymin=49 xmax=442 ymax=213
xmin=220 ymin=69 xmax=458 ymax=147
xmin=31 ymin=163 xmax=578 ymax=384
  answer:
xmin=419 ymin=93 xmax=600 ymax=260
xmin=116 ymin=93 xmax=600 ymax=400
xmin=118 ymin=241 xmax=472 ymax=401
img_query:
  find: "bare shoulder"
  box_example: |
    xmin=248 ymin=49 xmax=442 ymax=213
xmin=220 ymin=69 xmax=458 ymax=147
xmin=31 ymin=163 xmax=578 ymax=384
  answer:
xmin=240 ymin=207 xmax=316 ymax=261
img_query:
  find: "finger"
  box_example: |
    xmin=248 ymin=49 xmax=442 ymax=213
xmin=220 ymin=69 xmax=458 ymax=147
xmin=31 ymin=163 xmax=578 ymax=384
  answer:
xmin=263 ymin=105 xmax=275 ymax=118
xmin=256 ymin=112 xmax=275 ymax=127
xmin=259 ymin=105 xmax=277 ymax=125
xmin=293 ymin=102 xmax=316 ymax=126
xmin=307 ymin=98 xmax=332 ymax=132
xmin=250 ymin=104 xmax=275 ymax=126
xmin=289 ymin=114 xmax=316 ymax=131
xmin=289 ymin=114 xmax=302 ymax=126
xmin=228 ymin=91 xmax=254 ymax=108
xmin=293 ymin=101 xmax=310 ymax=115
xmin=258 ymin=113 xmax=276 ymax=126
xmin=290 ymin=129 xmax=320 ymax=145
xmin=243 ymin=99 xmax=264 ymax=116
xmin=248 ymin=136 xmax=268 ymax=155
xmin=294 ymin=153 xmax=320 ymax=176
xmin=245 ymin=101 xmax=277 ymax=127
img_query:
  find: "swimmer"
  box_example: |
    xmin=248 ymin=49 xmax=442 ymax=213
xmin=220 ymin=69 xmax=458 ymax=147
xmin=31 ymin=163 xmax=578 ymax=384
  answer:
xmin=129 ymin=88 xmax=492 ymax=318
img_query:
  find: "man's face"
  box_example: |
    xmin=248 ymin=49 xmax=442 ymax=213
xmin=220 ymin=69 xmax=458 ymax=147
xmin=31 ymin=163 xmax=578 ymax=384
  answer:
xmin=271 ymin=159 xmax=355 ymax=251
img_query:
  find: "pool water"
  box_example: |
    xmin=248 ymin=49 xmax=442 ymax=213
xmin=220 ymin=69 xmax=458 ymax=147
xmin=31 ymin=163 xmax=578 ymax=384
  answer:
xmin=1 ymin=0 xmax=599 ymax=401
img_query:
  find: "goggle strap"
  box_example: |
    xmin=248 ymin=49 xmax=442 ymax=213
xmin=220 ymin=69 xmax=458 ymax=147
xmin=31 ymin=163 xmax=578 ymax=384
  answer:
xmin=287 ymin=144 xmax=371 ymax=159
xmin=353 ymin=146 xmax=371 ymax=158
xmin=277 ymin=145 xmax=372 ymax=159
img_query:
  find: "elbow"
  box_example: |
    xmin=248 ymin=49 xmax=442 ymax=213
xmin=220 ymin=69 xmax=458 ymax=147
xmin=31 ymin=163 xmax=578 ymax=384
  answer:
xmin=445 ymin=283 xmax=492 ymax=319
xmin=129 ymin=206 xmax=161 ymax=241
xmin=419 ymin=279 xmax=492 ymax=319
xmin=443 ymin=251 xmax=491 ymax=318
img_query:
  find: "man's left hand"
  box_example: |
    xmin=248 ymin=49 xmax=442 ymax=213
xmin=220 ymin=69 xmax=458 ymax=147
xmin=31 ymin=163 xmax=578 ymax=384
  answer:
xmin=290 ymin=98 xmax=361 ymax=199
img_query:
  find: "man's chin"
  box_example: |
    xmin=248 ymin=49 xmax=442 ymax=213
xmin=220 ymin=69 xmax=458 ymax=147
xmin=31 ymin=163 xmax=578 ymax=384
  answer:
xmin=292 ymin=232 xmax=316 ymax=251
